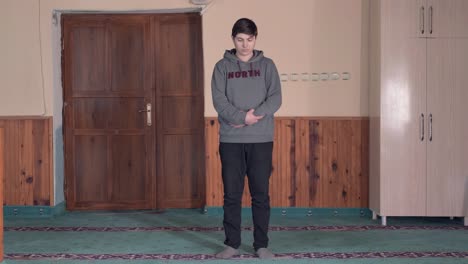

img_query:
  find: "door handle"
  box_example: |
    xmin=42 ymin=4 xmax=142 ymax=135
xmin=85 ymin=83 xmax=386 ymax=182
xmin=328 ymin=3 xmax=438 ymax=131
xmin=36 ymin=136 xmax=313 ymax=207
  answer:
xmin=429 ymin=113 xmax=432 ymax=141
xmin=420 ymin=113 xmax=425 ymax=141
xmin=429 ymin=6 xmax=433 ymax=34
xmin=420 ymin=6 xmax=425 ymax=35
xmin=138 ymin=103 xmax=152 ymax=126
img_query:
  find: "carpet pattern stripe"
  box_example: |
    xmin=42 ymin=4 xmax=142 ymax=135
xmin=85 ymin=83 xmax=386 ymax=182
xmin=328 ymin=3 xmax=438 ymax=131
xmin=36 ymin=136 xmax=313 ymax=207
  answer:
xmin=6 ymin=225 xmax=468 ymax=232
xmin=6 ymin=252 xmax=468 ymax=260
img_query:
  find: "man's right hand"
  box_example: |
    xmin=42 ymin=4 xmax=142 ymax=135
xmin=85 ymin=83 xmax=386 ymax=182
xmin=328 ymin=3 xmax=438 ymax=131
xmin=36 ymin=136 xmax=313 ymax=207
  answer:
xmin=244 ymin=109 xmax=264 ymax=125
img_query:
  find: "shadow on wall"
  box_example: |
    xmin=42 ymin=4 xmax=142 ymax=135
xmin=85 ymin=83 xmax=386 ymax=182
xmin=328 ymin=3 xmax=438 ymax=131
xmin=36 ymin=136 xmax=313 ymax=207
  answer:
xmin=54 ymin=126 xmax=65 ymax=205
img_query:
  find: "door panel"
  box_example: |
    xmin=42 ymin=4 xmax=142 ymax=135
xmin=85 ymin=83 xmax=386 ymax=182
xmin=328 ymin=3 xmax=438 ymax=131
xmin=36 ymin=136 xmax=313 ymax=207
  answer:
xmin=453 ymin=0 xmax=468 ymax=37
xmin=74 ymin=135 xmax=108 ymax=202
xmin=64 ymin=15 xmax=154 ymax=210
xmin=451 ymin=39 xmax=468 ymax=216
xmin=73 ymin=99 xmax=111 ymax=129
xmin=156 ymin=14 xmax=205 ymax=208
xmin=427 ymin=0 xmax=453 ymax=38
xmin=412 ymin=0 xmax=427 ymax=38
xmin=380 ymin=0 xmax=427 ymax=216
xmin=159 ymin=17 xmax=203 ymax=96
xmin=112 ymin=135 xmax=147 ymax=201
xmin=426 ymin=39 xmax=455 ymax=216
xmin=162 ymin=97 xmax=204 ymax=132
xmin=162 ymin=135 xmax=203 ymax=202
xmin=110 ymin=20 xmax=145 ymax=92
xmin=70 ymin=25 xmax=108 ymax=92
xmin=428 ymin=0 xmax=468 ymax=38
xmin=73 ymin=98 xmax=145 ymax=130
xmin=108 ymin=98 xmax=146 ymax=129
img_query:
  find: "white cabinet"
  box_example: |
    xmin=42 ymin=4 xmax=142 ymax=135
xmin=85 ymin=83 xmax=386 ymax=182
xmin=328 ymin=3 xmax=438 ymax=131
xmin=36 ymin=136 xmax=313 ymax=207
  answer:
xmin=414 ymin=0 xmax=468 ymax=38
xmin=369 ymin=0 xmax=468 ymax=226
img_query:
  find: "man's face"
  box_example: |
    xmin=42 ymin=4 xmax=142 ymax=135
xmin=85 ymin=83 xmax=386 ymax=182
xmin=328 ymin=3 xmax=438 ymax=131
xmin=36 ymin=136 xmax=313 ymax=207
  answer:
xmin=232 ymin=33 xmax=256 ymax=57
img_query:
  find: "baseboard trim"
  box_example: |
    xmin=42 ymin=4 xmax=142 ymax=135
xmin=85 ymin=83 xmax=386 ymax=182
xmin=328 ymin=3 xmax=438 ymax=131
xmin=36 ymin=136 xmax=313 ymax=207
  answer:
xmin=203 ymin=207 xmax=372 ymax=217
xmin=3 ymin=205 xmax=372 ymax=218
xmin=4 ymin=202 xmax=66 ymax=218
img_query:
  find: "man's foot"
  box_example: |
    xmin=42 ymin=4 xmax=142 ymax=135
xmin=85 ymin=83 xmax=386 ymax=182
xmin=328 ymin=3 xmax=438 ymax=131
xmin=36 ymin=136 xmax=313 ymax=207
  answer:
xmin=215 ymin=246 xmax=239 ymax=259
xmin=256 ymin=248 xmax=275 ymax=259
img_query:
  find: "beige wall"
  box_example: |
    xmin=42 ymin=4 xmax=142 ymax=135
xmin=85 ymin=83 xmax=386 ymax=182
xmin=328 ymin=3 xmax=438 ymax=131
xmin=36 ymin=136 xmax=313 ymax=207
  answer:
xmin=205 ymin=0 xmax=369 ymax=117
xmin=0 ymin=0 xmax=45 ymax=115
xmin=0 ymin=0 xmax=369 ymax=117
xmin=0 ymin=0 xmax=369 ymax=204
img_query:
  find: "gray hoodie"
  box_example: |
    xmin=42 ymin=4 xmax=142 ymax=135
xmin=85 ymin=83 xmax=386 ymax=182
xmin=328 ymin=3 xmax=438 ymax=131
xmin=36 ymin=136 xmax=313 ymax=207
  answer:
xmin=211 ymin=49 xmax=282 ymax=143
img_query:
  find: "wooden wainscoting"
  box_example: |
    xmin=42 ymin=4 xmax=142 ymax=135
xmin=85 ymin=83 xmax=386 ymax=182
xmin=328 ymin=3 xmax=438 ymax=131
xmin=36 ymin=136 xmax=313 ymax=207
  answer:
xmin=0 ymin=117 xmax=53 ymax=206
xmin=205 ymin=117 xmax=369 ymax=208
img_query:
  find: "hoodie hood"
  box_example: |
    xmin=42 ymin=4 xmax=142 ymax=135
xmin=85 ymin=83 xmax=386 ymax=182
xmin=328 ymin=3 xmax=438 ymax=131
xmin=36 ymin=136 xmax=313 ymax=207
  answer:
xmin=223 ymin=49 xmax=264 ymax=63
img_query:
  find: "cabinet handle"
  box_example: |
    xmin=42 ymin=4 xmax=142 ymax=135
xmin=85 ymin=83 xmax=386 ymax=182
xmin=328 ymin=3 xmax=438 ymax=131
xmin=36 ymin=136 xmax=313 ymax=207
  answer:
xmin=429 ymin=6 xmax=433 ymax=34
xmin=429 ymin=113 xmax=433 ymax=141
xmin=420 ymin=113 xmax=425 ymax=141
xmin=420 ymin=6 xmax=425 ymax=35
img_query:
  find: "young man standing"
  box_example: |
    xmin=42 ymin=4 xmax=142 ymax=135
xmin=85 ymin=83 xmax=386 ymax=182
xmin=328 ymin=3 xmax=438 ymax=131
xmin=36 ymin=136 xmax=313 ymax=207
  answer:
xmin=211 ymin=18 xmax=282 ymax=259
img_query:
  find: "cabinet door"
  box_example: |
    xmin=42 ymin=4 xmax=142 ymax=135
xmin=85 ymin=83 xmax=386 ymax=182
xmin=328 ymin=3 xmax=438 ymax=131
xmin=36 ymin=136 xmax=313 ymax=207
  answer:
xmin=427 ymin=0 xmax=468 ymax=38
xmin=451 ymin=39 xmax=468 ymax=216
xmin=414 ymin=0 xmax=428 ymax=38
xmin=453 ymin=0 xmax=468 ymax=37
xmin=427 ymin=0 xmax=454 ymax=38
xmin=426 ymin=39 xmax=455 ymax=216
xmin=380 ymin=0 xmax=427 ymax=216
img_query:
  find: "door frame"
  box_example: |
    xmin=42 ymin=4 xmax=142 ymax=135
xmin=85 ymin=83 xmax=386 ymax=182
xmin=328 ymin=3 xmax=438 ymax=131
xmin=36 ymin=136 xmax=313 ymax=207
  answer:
xmin=60 ymin=11 xmax=205 ymax=210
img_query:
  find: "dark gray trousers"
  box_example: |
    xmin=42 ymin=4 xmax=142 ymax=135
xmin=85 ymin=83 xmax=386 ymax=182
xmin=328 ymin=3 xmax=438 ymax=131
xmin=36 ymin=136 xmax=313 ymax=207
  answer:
xmin=219 ymin=142 xmax=273 ymax=250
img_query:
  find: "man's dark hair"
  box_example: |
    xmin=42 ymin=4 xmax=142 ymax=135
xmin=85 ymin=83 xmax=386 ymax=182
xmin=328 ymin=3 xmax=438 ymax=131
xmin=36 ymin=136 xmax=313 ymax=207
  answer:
xmin=231 ymin=18 xmax=258 ymax=38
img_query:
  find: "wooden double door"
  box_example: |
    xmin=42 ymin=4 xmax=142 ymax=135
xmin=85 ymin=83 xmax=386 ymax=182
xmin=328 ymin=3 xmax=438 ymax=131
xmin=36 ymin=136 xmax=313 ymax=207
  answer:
xmin=62 ymin=13 xmax=205 ymax=210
